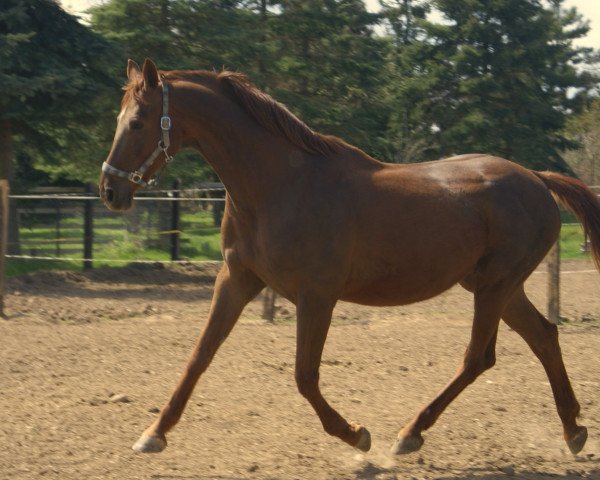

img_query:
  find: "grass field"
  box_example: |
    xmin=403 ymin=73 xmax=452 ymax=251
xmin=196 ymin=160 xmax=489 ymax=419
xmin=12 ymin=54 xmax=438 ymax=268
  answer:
xmin=6 ymin=208 xmax=222 ymax=277
xmin=560 ymin=223 xmax=590 ymax=260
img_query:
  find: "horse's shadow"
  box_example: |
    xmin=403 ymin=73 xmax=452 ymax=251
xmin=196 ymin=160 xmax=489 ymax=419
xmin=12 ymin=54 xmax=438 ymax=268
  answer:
xmin=146 ymin=462 xmax=600 ymax=480
xmin=353 ymin=460 xmax=600 ymax=480
xmin=150 ymin=476 xmax=246 ymax=480
xmin=148 ymin=465 xmax=600 ymax=480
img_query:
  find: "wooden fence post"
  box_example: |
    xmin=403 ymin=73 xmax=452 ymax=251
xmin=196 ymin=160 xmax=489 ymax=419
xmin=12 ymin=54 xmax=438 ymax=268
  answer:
xmin=55 ymin=201 xmax=61 ymax=257
xmin=262 ymin=287 xmax=277 ymax=322
xmin=0 ymin=180 xmax=9 ymax=318
xmin=171 ymin=178 xmax=181 ymax=261
xmin=547 ymin=240 xmax=560 ymax=325
xmin=83 ymin=182 xmax=94 ymax=270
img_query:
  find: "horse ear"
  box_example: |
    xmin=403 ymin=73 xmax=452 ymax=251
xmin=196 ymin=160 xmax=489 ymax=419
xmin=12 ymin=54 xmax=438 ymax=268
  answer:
xmin=142 ymin=58 xmax=159 ymax=90
xmin=127 ymin=59 xmax=141 ymax=81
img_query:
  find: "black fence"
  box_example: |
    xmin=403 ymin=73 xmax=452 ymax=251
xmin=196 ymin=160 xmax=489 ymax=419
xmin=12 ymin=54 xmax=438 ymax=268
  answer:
xmin=6 ymin=180 xmax=226 ymax=270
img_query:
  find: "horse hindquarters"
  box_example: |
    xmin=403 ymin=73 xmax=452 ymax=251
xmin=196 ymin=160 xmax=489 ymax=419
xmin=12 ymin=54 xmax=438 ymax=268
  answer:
xmin=392 ymin=170 xmax=564 ymax=454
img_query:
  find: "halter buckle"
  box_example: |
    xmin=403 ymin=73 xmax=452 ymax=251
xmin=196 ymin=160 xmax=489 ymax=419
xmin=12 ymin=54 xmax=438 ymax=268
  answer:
xmin=129 ymin=171 xmax=143 ymax=184
xmin=160 ymin=116 xmax=171 ymax=131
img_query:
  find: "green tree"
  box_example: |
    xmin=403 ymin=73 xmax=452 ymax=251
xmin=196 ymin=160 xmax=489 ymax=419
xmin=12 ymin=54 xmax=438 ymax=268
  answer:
xmin=90 ymin=0 xmax=271 ymax=78
xmin=90 ymin=0 xmax=177 ymax=68
xmin=379 ymin=0 xmax=431 ymax=162
xmin=91 ymin=0 xmax=394 ymax=161
xmin=390 ymin=0 xmax=598 ymax=171
xmin=0 ymin=0 xmax=118 ymax=187
xmin=0 ymin=0 xmax=118 ymax=254
xmin=269 ymin=0 xmax=391 ymax=158
xmin=564 ymin=98 xmax=600 ymax=185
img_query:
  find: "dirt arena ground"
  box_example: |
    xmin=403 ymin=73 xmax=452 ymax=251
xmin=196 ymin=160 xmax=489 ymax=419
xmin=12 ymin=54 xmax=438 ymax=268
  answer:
xmin=1 ymin=260 xmax=600 ymax=480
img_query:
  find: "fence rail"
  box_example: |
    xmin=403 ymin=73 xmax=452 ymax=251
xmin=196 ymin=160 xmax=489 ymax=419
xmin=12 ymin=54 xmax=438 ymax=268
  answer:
xmin=6 ymin=180 xmax=226 ymax=270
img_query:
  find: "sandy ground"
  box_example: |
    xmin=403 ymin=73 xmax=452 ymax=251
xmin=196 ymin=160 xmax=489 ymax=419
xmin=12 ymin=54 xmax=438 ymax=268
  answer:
xmin=1 ymin=260 xmax=600 ymax=480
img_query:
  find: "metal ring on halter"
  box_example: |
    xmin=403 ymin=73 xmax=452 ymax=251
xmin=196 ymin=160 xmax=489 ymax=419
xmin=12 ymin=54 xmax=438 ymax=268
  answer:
xmin=129 ymin=172 xmax=143 ymax=184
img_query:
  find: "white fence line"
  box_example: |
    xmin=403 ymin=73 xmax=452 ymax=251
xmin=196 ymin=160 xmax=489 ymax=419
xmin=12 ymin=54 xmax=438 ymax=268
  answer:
xmin=9 ymin=195 xmax=225 ymax=202
xmin=6 ymin=254 xmax=220 ymax=265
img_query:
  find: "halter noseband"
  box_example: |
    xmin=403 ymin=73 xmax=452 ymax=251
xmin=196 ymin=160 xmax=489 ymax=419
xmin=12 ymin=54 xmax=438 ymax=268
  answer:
xmin=102 ymin=79 xmax=174 ymax=188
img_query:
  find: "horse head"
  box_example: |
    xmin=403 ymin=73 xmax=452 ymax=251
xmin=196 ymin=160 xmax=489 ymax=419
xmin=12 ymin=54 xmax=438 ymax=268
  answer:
xmin=100 ymin=59 xmax=180 ymax=211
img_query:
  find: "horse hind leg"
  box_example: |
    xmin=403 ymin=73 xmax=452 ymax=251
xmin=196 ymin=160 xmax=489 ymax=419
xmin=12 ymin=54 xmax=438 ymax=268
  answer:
xmin=502 ymin=287 xmax=587 ymax=454
xmin=392 ymin=283 xmax=506 ymax=455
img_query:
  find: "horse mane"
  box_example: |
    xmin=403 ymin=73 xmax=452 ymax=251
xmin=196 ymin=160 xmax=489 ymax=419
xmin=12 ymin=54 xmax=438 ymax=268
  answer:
xmin=216 ymin=71 xmax=345 ymax=156
xmin=128 ymin=68 xmax=348 ymax=156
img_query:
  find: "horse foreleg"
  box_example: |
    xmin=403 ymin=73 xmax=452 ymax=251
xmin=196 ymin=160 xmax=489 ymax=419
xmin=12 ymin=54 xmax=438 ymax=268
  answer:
xmin=502 ymin=288 xmax=587 ymax=454
xmin=392 ymin=288 xmax=504 ymax=455
xmin=295 ymin=295 xmax=371 ymax=452
xmin=132 ymin=263 xmax=264 ymax=453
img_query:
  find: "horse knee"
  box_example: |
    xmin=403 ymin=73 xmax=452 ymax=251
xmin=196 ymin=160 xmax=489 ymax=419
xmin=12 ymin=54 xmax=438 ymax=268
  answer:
xmin=295 ymin=369 xmax=319 ymax=399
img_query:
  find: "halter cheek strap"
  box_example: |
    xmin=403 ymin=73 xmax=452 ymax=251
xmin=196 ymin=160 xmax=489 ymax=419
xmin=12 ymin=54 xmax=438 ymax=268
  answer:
xmin=102 ymin=80 xmax=174 ymax=188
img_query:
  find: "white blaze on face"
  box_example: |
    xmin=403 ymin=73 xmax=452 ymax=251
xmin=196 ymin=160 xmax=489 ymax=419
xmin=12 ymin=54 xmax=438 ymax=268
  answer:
xmin=109 ymin=104 xmax=132 ymax=162
xmin=114 ymin=103 xmax=134 ymax=139
xmin=117 ymin=105 xmax=127 ymax=124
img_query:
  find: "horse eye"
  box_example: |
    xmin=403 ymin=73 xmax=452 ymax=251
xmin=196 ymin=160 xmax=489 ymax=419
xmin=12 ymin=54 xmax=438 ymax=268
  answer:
xmin=130 ymin=120 xmax=144 ymax=130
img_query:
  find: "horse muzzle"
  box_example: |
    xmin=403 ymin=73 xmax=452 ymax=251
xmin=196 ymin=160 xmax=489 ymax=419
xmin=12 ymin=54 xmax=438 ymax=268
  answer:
xmin=100 ymin=176 xmax=134 ymax=212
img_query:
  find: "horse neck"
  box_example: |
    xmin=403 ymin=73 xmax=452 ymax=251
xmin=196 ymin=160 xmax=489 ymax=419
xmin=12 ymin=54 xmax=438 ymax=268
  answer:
xmin=173 ymin=81 xmax=302 ymax=208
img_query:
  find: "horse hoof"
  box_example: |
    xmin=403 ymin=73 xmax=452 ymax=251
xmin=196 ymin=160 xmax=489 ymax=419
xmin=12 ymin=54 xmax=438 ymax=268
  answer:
xmin=355 ymin=426 xmax=372 ymax=452
xmin=132 ymin=434 xmax=167 ymax=453
xmin=566 ymin=426 xmax=588 ymax=455
xmin=390 ymin=433 xmax=424 ymax=455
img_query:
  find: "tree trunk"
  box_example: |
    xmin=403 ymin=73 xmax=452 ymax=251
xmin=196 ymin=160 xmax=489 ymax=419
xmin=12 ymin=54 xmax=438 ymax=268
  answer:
xmin=0 ymin=119 xmax=13 ymax=181
xmin=0 ymin=180 xmax=9 ymax=318
xmin=258 ymin=0 xmax=267 ymax=77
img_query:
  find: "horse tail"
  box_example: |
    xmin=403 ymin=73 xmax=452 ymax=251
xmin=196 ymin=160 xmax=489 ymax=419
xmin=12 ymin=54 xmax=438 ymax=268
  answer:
xmin=533 ymin=171 xmax=600 ymax=272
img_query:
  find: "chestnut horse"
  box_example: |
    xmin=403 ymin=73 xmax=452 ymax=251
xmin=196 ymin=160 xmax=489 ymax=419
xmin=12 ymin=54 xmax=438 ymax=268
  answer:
xmin=100 ymin=59 xmax=600 ymax=456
